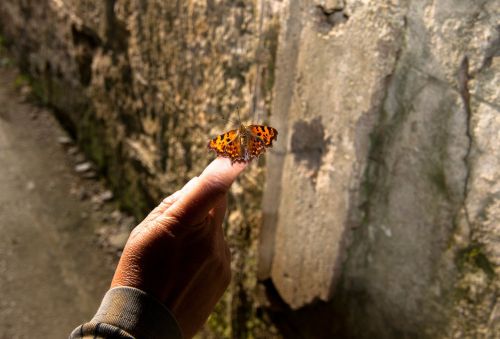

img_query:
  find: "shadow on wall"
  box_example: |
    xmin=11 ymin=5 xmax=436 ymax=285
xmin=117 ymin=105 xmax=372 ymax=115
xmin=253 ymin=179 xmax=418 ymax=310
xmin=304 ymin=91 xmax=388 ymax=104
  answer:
xmin=290 ymin=117 xmax=328 ymax=175
xmin=260 ymin=278 xmax=416 ymax=339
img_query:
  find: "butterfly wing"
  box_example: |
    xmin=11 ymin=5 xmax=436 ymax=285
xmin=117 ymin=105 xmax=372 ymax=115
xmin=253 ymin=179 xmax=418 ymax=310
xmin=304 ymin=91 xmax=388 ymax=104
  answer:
xmin=247 ymin=134 xmax=267 ymax=159
xmin=248 ymin=125 xmax=278 ymax=147
xmin=208 ymin=129 xmax=242 ymax=161
xmin=244 ymin=125 xmax=278 ymax=160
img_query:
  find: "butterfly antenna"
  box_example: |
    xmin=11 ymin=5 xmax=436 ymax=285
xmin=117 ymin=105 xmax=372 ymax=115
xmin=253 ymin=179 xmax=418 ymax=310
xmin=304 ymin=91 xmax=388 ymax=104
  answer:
xmin=217 ymin=108 xmax=239 ymax=127
xmin=236 ymin=105 xmax=242 ymax=125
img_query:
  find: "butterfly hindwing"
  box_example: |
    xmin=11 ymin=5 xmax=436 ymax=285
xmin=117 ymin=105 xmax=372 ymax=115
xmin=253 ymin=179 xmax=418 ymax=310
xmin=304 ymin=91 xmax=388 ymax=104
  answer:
xmin=247 ymin=134 xmax=266 ymax=159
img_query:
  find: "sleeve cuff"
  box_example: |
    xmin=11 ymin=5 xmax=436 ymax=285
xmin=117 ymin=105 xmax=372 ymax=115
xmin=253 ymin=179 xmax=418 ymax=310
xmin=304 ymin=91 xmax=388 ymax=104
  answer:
xmin=91 ymin=286 xmax=183 ymax=339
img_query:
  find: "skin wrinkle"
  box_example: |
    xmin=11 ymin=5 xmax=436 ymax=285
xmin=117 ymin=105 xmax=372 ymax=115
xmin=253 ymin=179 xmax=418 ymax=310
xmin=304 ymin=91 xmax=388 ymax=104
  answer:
xmin=150 ymin=215 xmax=179 ymax=238
xmin=167 ymin=179 xmax=227 ymax=225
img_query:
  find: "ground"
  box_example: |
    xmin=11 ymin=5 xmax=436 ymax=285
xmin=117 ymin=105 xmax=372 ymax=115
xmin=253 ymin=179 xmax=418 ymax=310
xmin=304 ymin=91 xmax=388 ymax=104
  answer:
xmin=0 ymin=61 xmax=128 ymax=337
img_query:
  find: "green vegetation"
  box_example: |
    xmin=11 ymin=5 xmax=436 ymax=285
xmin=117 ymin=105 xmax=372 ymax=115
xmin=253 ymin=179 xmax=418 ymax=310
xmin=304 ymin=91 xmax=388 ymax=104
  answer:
xmin=14 ymin=73 xmax=30 ymax=88
xmin=428 ymin=163 xmax=450 ymax=198
xmin=262 ymin=23 xmax=279 ymax=97
xmin=206 ymin=298 xmax=231 ymax=338
xmin=0 ymin=34 xmax=5 ymax=52
xmin=457 ymin=245 xmax=496 ymax=279
xmin=12 ymin=72 xmax=47 ymax=104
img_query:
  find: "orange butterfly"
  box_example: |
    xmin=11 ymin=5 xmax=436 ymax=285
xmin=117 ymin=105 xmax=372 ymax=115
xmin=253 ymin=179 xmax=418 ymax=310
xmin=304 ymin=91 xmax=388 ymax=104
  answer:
xmin=208 ymin=124 xmax=278 ymax=163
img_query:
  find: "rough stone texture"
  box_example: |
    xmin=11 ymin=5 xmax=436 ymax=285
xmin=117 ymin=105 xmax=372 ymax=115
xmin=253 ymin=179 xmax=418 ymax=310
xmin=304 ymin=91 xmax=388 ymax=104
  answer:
xmin=337 ymin=1 xmax=500 ymax=337
xmin=0 ymin=0 xmax=280 ymax=337
xmin=261 ymin=0 xmax=499 ymax=338
xmin=259 ymin=0 xmax=405 ymax=309
xmin=0 ymin=0 xmax=278 ymax=216
xmin=1 ymin=0 xmax=499 ymax=338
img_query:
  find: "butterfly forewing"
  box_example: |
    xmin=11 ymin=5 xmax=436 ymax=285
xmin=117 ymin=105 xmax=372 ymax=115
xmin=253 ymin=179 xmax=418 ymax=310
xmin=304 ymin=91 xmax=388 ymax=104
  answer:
xmin=224 ymin=135 xmax=243 ymax=161
xmin=208 ymin=129 xmax=242 ymax=159
xmin=248 ymin=125 xmax=278 ymax=146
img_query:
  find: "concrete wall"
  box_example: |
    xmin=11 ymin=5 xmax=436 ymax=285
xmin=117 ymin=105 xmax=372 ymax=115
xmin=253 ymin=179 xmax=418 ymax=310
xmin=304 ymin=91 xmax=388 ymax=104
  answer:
xmin=0 ymin=0 xmax=498 ymax=337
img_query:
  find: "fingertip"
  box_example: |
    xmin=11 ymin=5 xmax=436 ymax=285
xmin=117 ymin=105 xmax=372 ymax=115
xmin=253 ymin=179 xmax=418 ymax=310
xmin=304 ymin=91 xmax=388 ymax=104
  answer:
xmin=201 ymin=158 xmax=247 ymax=187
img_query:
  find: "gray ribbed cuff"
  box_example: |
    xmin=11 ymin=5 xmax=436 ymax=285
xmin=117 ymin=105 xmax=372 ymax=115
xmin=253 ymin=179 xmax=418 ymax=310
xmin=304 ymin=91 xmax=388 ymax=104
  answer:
xmin=92 ymin=286 xmax=183 ymax=339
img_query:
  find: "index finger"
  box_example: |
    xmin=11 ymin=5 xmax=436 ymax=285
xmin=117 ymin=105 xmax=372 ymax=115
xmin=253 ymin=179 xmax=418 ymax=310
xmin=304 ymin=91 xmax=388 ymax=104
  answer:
xmin=165 ymin=157 xmax=247 ymax=225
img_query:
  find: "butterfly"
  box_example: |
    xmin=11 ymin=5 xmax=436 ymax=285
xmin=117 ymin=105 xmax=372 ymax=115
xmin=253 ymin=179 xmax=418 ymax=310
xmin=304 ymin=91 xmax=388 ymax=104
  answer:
xmin=208 ymin=124 xmax=278 ymax=163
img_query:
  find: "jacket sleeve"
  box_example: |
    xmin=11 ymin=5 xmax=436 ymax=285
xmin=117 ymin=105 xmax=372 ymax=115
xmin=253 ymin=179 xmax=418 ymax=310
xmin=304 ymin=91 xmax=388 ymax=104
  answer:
xmin=70 ymin=286 xmax=183 ymax=339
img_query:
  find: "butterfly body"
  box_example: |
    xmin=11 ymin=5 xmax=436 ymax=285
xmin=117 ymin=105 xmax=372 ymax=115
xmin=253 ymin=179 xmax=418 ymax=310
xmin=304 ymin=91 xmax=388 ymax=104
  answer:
xmin=208 ymin=124 xmax=278 ymax=163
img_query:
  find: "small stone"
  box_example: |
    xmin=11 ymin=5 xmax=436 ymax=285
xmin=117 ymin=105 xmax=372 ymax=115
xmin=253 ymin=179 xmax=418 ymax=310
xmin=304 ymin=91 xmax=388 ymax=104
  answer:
xmin=95 ymin=226 xmax=108 ymax=236
xmin=99 ymin=190 xmax=114 ymax=201
xmin=67 ymin=146 xmax=79 ymax=155
xmin=82 ymin=171 xmax=97 ymax=179
xmin=57 ymin=136 xmax=73 ymax=145
xmin=108 ymin=232 xmax=130 ymax=250
xmin=120 ymin=216 xmax=136 ymax=230
xmin=91 ymin=194 xmax=103 ymax=205
xmin=111 ymin=210 xmax=122 ymax=221
xmin=20 ymin=85 xmax=32 ymax=98
xmin=75 ymin=162 xmax=93 ymax=173
xmin=26 ymin=181 xmax=35 ymax=191
xmin=74 ymin=153 xmax=86 ymax=163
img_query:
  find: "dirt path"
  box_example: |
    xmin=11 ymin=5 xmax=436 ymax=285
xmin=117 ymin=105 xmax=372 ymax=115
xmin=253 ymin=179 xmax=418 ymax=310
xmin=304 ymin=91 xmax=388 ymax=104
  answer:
xmin=0 ymin=64 xmax=121 ymax=337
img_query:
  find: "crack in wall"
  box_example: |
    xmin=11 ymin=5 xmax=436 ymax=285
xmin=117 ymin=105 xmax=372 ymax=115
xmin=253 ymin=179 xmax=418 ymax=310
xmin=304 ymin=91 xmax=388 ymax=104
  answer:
xmin=408 ymin=64 xmax=500 ymax=111
xmin=457 ymin=56 xmax=473 ymax=231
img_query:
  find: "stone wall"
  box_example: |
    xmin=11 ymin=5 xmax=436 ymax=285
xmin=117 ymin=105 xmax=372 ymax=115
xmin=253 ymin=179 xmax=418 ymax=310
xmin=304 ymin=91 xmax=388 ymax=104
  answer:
xmin=0 ymin=0 xmax=498 ymax=338
xmin=0 ymin=0 xmax=280 ymax=337
xmin=259 ymin=1 xmax=499 ymax=338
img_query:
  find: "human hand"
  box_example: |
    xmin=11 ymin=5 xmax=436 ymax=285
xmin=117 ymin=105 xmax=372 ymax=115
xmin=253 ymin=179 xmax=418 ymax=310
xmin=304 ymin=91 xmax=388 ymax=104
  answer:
xmin=111 ymin=157 xmax=246 ymax=338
